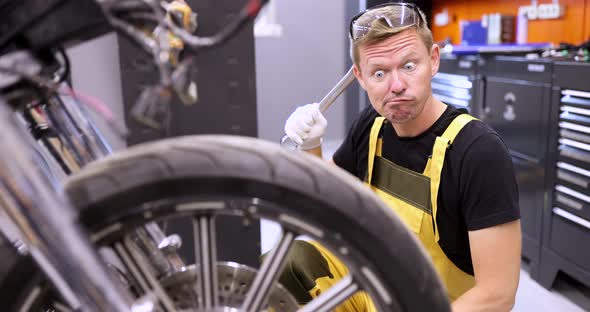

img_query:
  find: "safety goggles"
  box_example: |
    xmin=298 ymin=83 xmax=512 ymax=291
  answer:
xmin=349 ymin=2 xmax=423 ymax=41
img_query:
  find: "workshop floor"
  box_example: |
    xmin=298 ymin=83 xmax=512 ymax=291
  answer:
xmin=514 ymin=264 xmax=590 ymax=311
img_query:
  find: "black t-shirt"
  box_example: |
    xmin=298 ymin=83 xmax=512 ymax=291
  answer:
xmin=332 ymin=105 xmax=520 ymax=275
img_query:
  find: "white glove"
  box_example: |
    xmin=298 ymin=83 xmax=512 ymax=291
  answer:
xmin=284 ymin=103 xmax=328 ymax=150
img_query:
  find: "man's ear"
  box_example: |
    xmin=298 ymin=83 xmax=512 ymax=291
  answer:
xmin=430 ymin=43 xmax=440 ymax=77
xmin=353 ymin=65 xmax=366 ymax=90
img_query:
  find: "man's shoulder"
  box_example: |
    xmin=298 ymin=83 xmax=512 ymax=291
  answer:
xmin=453 ymin=114 xmax=501 ymax=145
xmin=452 ymin=117 xmax=511 ymax=164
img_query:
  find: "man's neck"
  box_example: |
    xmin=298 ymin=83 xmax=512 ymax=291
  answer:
xmin=392 ymin=94 xmax=447 ymax=138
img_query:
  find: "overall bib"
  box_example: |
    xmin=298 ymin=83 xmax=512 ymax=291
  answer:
xmin=365 ymin=114 xmax=476 ymax=302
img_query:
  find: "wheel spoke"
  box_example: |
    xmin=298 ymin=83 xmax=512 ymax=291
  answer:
xmin=241 ymin=230 xmax=295 ymax=312
xmin=297 ymin=275 xmax=359 ymax=312
xmin=114 ymin=242 xmax=150 ymax=294
xmin=123 ymin=236 xmax=177 ymax=312
xmin=192 ymin=215 xmax=218 ymax=308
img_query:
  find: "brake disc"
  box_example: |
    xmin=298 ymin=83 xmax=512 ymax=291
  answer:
xmin=160 ymin=262 xmax=299 ymax=311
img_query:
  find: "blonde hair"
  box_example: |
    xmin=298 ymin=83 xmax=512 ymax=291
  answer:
xmin=350 ymin=6 xmax=433 ymax=68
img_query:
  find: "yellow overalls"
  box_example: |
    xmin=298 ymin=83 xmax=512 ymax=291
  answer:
xmin=306 ymin=114 xmax=477 ymax=311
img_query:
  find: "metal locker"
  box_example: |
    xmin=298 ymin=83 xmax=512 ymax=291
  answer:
xmin=481 ymin=56 xmax=553 ymax=278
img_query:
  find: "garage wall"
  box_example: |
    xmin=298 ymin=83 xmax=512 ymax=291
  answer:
xmin=67 ymin=33 xmax=127 ymax=151
xmin=255 ymin=0 xmax=348 ymax=142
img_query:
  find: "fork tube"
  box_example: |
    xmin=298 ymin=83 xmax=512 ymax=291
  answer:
xmin=0 ymin=102 xmax=133 ymax=311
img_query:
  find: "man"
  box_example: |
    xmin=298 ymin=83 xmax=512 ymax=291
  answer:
xmin=282 ymin=2 xmax=521 ymax=311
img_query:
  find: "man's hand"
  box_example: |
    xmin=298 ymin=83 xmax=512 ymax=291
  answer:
xmin=284 ymin=103 xmax=327 ymax=151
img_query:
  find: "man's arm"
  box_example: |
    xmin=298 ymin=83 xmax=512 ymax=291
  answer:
xmin=452 ymin=220 xmax=521 ymax=312
xmin=304 ymin=146 xmax=323 ymax=158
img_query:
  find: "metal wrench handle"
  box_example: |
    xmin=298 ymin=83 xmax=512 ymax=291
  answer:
xmin=281 ymin=66 xmax=355 ymax=149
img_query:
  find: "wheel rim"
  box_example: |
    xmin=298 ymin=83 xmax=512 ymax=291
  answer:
xmin=84 ymin=194 xmax=402 ymax=312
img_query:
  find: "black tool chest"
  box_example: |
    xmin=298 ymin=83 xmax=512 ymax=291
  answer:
xmin=434 ymin=55 xmax=485 ymax=118
xmin=539 ymin=61 xmax=590 ymax=290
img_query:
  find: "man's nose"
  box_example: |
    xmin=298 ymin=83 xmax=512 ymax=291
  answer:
xmin=389 ymin=72 xmax=406 ymax=95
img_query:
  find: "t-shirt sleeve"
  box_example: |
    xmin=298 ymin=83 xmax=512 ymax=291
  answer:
xmin=459 ymin=131 xmax=520 ymax=231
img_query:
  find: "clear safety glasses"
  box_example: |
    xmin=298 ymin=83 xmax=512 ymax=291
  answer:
xmin=349 ymin=2 xmax=423 ymax=41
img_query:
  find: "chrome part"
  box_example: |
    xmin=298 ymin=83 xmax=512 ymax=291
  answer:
xmin=298 ymin=275 xmax=359 ymax=312
xmin=280 ymin=66 xmax=355 ymax=148
xmin=115 ymin=242 xmax=151 ymax=293
xmin=157 ymin=234 xmax=183 ymax=252
xmin=19 ymin=286 xmax=42 ymax=312
xmin=193 ymin=216 xmax=219 ymax=308
xmin=279 ymin=214 xmax=324 ymax=238
xmin=159 ymin=262 xmax=298 ymax=311
xmin=176 ymin=201 xmax=225 ymax=211
xmin=318 ymin=66 xmax=356 ymax=113
xmin=131 ymin=293 xmax=157 ymax=312
xmin=123 ymin=236 xmax=177 ymax=312
xmin=91 ymin=222 xmax=123 ymax=242
xmin=130 ymin=228 xmax=174 ymax=277
xmin=0 ymin=101 xmax=132 ymax=311
xmin=13 ymin=238 xmax=29 ymax=255
xmin=142 ymin=222 xmax=186 ymax=273
xmin=362 ymin=266 xmax=393 ymax=305
xmin=241 ymin=230 xmax=295 ymax=312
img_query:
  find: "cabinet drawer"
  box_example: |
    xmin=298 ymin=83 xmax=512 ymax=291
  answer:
xmin=550 ymin=208 xmax=590 ymax=271
xmin=553 ymin=185 xmax=590 ymax=221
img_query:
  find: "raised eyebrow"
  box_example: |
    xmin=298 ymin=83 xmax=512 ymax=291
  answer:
xmin=365 ymin=63 xmax=388 ymax=71
xmin=401 ymin=53 xmax=420 ymax=62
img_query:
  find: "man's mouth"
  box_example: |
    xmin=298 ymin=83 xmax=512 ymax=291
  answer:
xmin=384 ymin=98 xmax=412 ymax=106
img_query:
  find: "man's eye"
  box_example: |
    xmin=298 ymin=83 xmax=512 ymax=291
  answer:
xmin=404 ymin=62 xmax=416 ymax=71
xmin=374 ymin=70 xmax=385 ymax=78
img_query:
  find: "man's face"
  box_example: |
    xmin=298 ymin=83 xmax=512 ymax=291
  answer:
xmin=353 ymin=29 xmax=439 ymax=124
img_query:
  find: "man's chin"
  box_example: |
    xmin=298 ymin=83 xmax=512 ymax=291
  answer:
xmin=386 ymin=112 xmax=414 ymax=124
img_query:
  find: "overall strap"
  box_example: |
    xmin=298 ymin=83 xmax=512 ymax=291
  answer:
xmin=429 ymin=114 xmax=477 ymax=241
xmin=367 ymin=117 xmax=386 ymax=184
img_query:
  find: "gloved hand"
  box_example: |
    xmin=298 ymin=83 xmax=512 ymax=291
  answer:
xmin=284 ymin=103 xmax=328 ymax=150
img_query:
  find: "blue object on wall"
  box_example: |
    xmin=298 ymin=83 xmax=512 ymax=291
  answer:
xmin=460 ymin=20 xmax=487 ymax=46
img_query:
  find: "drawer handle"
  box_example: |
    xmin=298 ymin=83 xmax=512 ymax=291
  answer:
xmin=557 ymin=170 xmax=589 ymax=189
xmin=555 ymin=194 xmax=584 ymax=210
xmin=431 ymin=82 xmax=472 ymax=95
xmin=555 ymin=184 xmax=590 ymax=204
xmin=560 ymin=146 xmax=590 ymax=164
xmin=510 ymin=150 xmax=539 ymax=164
xmin=560 ymin=129 xmax=590 ymax=145
xmin=433 ymin=93 xmax=469 ymax=108
xmin=561 ymin=95 xmax=590 ymax=107
xmin=559 ymin=122 xmax=590 ymax=135
xmin=561 ymin=105 xmax=590 ymax=117
xmin=435 ymin=72 xmax=471 ymax=82
xmin=553 ymin=207 xmax=590 ymax=230
xmin=557 ymin=161 xmax=590 ymax=178
xmin=559 ymin=138 xmax=590 ymax=152
xmin=562 ymin=89 xmax=590 ymax=100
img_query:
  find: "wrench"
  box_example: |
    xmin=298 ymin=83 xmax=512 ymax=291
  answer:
xmin=280 ymin=66 xmax=356 ymax=149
